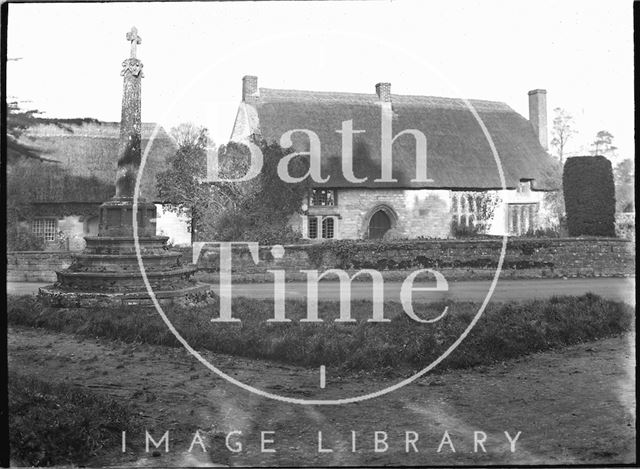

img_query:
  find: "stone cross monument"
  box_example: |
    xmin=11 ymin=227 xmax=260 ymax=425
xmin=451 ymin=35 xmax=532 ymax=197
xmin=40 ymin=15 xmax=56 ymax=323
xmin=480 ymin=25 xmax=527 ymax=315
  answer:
xmin=99 ymin=26 xmax=155 ymax=236
xmin=39 ymin=27 xmax=208 ymax=307
xmin=116 ymin=27 xmax=144 ymax=200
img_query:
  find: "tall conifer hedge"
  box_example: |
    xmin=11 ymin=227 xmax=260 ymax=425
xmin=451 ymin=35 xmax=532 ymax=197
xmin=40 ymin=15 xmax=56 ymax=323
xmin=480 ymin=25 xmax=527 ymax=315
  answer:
xmin=562 ymin=155 xmax=616 ymax=237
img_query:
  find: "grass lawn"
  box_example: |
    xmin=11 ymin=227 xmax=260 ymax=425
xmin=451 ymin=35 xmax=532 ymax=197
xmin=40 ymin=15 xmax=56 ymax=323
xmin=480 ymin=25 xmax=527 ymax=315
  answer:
xmin=8 ymin=293 xmax=634 ymax=373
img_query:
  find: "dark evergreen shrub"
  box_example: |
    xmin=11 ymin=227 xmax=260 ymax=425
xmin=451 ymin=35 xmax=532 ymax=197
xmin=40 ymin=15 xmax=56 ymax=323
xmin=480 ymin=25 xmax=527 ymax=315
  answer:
xmin=562 ymin=156 xmax=616 ymax=237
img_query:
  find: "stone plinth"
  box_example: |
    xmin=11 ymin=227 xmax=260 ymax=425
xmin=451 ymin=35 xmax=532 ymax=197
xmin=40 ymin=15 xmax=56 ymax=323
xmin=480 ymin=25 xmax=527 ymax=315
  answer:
xmin=39 ymin=232 xmax=210 ymax=308
xmin=98 ymin=197 xmax=157 ymax=237
xmin=39 ymin=284 xmax=209 ymax=308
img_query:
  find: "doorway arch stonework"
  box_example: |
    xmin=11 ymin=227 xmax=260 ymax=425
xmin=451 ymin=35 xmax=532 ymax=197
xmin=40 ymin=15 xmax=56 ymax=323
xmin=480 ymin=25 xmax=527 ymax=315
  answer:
xmin=362 ymin=204 xmax=399 ymax=239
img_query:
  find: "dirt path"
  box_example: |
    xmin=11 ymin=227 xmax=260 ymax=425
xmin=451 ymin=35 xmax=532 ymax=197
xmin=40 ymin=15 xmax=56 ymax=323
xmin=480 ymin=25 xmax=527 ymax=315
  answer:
xmin=8 ymin=327 xmax=635 ymax=466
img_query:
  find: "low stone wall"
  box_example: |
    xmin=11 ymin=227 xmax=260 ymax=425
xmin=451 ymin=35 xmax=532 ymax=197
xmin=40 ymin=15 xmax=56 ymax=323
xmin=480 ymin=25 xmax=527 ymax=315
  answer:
xmin=190 ymin=238 xmax=636 ymax=282
xmin=8 ymin=238 xmax=635 ymax=284
xmin=7 ymin=251 xmax=76 ymax=282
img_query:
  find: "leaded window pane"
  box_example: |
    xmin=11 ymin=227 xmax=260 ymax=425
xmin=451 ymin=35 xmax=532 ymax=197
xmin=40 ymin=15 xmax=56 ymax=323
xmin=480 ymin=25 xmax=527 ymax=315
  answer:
xmin=322 ymin=217 xmax=334 ymax=239
xmin=31 ymin=218 xmax=58 ymax=241
xmin=308 ymin=217 xmax=318 ymax=238
xmin=311 ymin=189 xmax=336 ymax=206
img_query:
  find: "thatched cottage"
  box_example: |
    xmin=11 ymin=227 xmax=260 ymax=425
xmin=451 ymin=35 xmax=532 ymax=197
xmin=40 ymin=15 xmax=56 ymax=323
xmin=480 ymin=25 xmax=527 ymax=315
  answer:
xmin=230 ymin=76 xmax=559 ymax=240
xmin=14 ymin=122 xmax=191 ymax=250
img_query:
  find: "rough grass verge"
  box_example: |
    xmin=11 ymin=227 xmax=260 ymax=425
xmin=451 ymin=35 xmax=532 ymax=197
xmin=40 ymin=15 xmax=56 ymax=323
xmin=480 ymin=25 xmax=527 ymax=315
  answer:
xmin=7 ymin=293 xmax=634 ymax=373
xmin=8 ymin=371 xmax=141 ymax=467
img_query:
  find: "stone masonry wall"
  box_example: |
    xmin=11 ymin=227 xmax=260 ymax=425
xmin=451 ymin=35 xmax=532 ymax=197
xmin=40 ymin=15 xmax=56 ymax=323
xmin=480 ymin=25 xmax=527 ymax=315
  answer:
xmin=192 ymin=238 xmax=635 ymax=282
xmin=7 ymin=251 xmax=76 ymax=282
xmin=305 ymin=188 xmax=452 ymax=239
xmin=299 ymin=187 xmax=547 ymax=240
xmin=9 ymin=238 xmax=634 ymax=284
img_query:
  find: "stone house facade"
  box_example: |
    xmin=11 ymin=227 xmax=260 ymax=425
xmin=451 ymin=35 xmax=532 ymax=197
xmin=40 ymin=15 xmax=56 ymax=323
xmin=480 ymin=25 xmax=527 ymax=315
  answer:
xmin=231 ymin=76 xmax=558 ymax=240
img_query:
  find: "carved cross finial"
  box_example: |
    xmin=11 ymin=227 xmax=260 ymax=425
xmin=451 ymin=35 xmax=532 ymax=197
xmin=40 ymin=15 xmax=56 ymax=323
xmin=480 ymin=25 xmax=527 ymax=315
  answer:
xmin=126 ymin=26 xmax=142 ymax=59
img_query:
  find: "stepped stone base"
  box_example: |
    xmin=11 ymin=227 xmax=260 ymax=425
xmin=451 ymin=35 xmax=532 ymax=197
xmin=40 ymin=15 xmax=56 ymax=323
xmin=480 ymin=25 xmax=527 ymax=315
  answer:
xmin=39 ymin=283 xmax=211 ymax=308
xmin=38 ymin=199 xmax=209 ymax=308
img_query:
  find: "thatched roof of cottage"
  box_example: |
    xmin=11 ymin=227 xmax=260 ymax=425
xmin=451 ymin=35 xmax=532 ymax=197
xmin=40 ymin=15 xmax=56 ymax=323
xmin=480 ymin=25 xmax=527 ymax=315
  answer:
xmin=233 ymin=87 xmax=559 ymax=190
xmin=19 ymin=122 xmax=177 ymax=203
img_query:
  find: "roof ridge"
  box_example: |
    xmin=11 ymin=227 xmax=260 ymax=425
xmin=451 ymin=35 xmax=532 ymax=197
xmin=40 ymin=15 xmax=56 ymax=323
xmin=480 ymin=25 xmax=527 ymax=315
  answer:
xmin=258 ymin=87 xmax=512 ymax=109
xmin=24 ymin=121 xmax=172 ymax=139
xmin=28 ymin=120 xmax=165 ymax=127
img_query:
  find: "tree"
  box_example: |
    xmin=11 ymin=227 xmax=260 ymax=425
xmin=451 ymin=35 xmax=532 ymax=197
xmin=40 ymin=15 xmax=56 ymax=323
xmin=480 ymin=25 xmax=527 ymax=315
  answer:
xmin=613 ymin=158 xmax=634 ymax=212
xmin=538 ymin=158 xmax=566 ymax=232
xmin=6 ymin=101 xmax=47 ymax=162
xmin=156 ymin=123 xmax=272 ymax=242
xmin=156 ymin=124 xmax=216 ymax=242
xmin=169 ymin=122 xmax=210 ymax=149
xmin=156 ymin=126 xmax=310 ymax=244
xmin=6 ymin=100 xmax=93 ymax=163
xmin=210 ymin=140 xmax=311 ymax=244
xmin=550 ymin=107 xmax=576 ymax=164
xmin=590 ymin=130 xmax=618 ymax=158
xmin=7 ymin=99 xmax=103 ymax=162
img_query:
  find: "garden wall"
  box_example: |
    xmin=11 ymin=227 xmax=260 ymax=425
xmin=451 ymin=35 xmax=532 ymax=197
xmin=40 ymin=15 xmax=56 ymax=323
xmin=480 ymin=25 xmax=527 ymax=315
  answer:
xmin=7 ymin=251 xmax=76 ymax=282
xmin=190 ymin=238 xmax=636 ymax=282
xmin=8 ymin=238 xmax=635 ymax=284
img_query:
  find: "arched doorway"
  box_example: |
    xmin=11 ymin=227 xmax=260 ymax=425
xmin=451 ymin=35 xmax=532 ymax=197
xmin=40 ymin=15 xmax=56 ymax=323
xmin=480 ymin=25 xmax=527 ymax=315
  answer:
xmin=368 ymin=210 xmax=392 ymax=239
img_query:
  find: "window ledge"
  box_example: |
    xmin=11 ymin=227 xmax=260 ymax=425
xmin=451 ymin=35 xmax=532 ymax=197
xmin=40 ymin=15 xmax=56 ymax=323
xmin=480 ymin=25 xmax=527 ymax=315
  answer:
xmin=308 ymin=208 xmax=341 ymax=217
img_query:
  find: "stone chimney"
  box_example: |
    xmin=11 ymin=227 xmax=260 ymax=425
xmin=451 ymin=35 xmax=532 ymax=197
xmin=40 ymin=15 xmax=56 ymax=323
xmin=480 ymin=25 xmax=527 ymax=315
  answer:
xmin=528 ymin=89 xmax=548 ymax=150
xmin=375 ymin=82 xmax=391 ymax=102
xmin=242 ymin=75 xmax=259 ymax=103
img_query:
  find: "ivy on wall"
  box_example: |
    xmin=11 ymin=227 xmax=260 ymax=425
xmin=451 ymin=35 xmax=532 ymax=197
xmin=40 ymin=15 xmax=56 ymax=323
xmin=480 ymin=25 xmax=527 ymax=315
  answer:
xmin=563 ymin=156 xmax=616 ymax=237
xmin=450 ymin=191 xmax=501 ymax=235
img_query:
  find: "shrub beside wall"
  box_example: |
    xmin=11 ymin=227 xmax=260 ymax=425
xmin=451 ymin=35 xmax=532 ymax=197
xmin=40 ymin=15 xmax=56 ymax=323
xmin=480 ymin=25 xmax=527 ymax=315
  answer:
xmin=563 ymin=156 xmax=616 ymax=237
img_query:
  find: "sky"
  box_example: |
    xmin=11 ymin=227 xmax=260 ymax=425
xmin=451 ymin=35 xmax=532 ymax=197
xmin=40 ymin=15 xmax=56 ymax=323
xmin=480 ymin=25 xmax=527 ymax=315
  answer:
xmin=6 ymin=0 xmax=634 ymax=160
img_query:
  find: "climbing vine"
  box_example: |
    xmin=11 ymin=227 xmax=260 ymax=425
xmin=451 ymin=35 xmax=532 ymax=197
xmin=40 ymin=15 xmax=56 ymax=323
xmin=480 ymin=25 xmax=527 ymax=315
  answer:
xmin=450 ymin=191 xmax=501 ymax=235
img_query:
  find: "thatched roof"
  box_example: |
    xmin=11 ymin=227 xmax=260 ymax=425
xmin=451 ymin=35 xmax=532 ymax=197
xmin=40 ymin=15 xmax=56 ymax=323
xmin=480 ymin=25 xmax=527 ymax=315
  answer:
xmin=19 ymin=122 xmax=177 ymax=203
xmin=233 ymin=87 xmax=559 ymax=190
xmin=7 ymin=137 xmax=62 ymax=163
